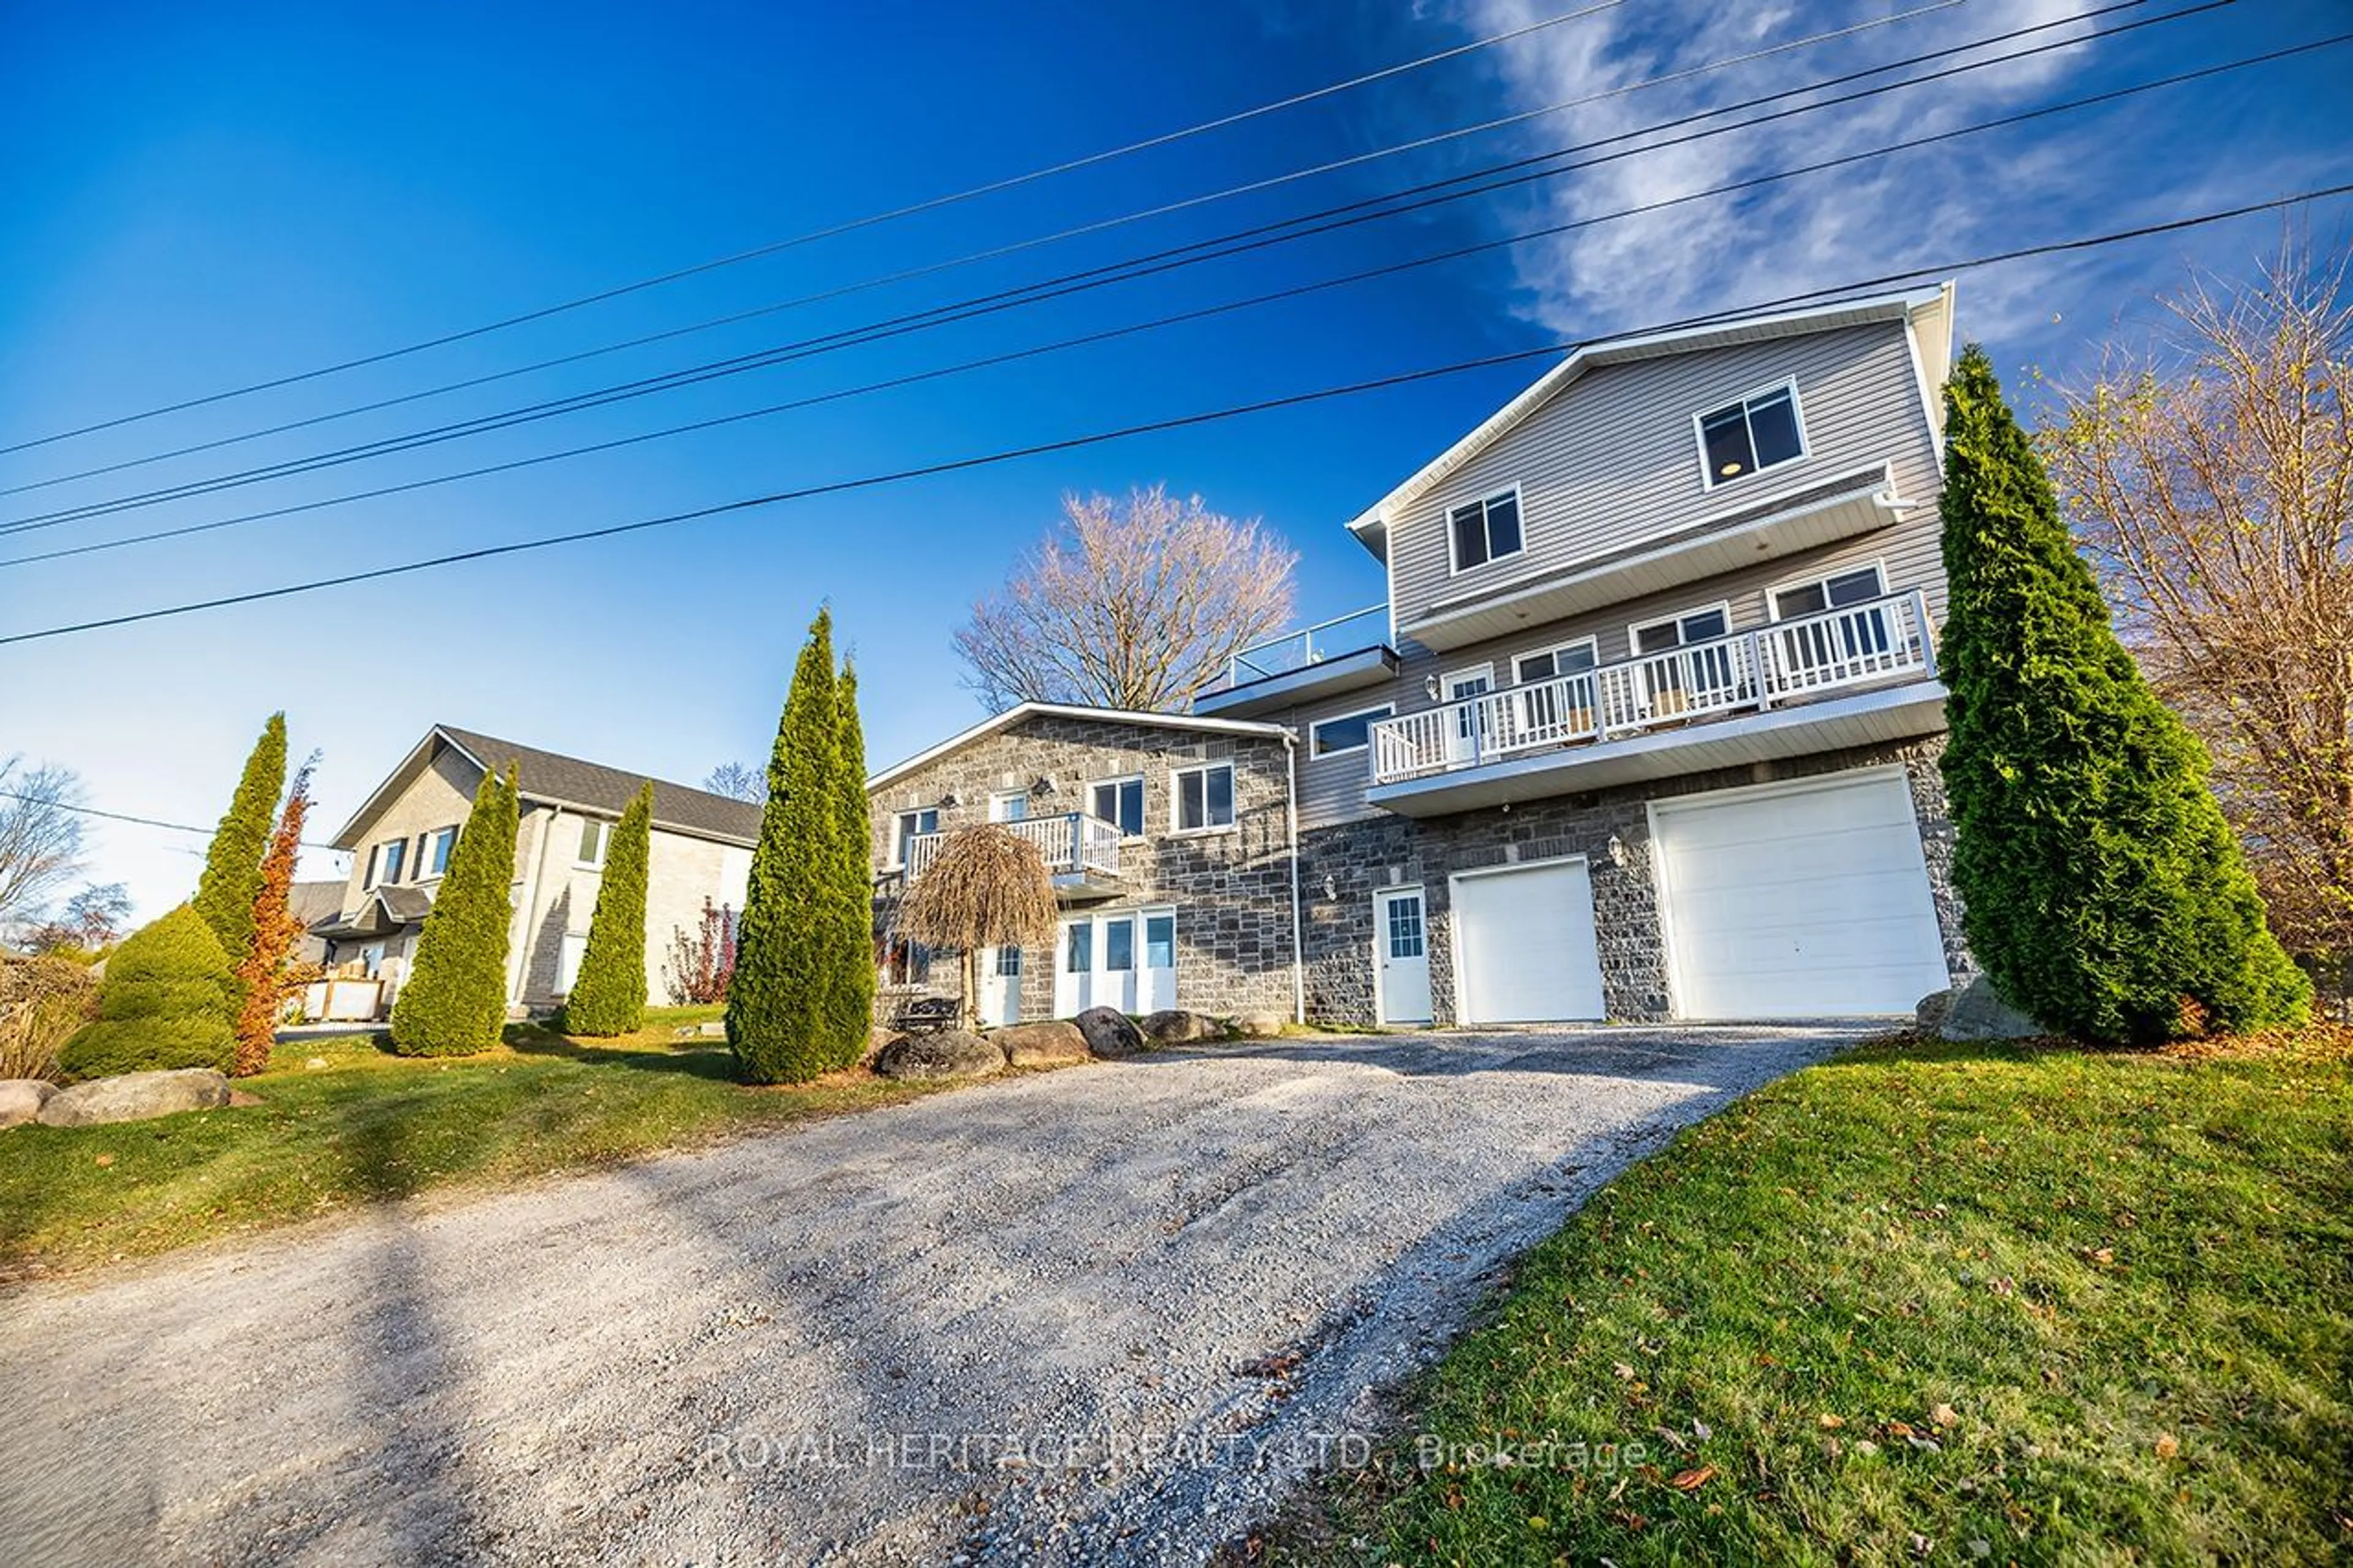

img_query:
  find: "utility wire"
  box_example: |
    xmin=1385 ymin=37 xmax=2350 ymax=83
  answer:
xmin=6 ymin=184 xmax=2344 ymax=650
xmin=12 ymin=34 xmax=2335 ymax=570
xmin=0 ymin=0 xmax=1968 ymax=501
xmin=0 ymin=1 xmax=2209 ymax=537
xmin=0 ymin=0 xmax=1642 ymax=458
xmin=0 ymin=788 xmax=343 ymax=852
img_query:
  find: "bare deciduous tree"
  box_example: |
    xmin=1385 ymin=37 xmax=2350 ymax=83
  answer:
xmin=0 ymin=758 xmax=87 ymax=934
xmin=955 ymin=485 xmax=1298 ymax=712
xmin=2042 ymin=236 xmax=2353 ymax=980
xmin=703 ymin=761 xmax=767 ymax=803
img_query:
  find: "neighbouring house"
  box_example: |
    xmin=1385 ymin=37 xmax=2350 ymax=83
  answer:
xmin=871 ymin=286 xmax=1971 ymax=1027
xmin=287 ymin=880 xmax=344 ymax=967
xmin=313 ymin=725 xmax=760 ymax=1016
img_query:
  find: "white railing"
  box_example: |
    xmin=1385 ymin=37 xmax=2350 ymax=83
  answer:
xmin=1222 ymin=604 xmax=1389 ymax=689
xmin=1369 ymin=589 xmax=1936 ymax=786
xmin=903 ymin=812 xmax=1123 ymax=883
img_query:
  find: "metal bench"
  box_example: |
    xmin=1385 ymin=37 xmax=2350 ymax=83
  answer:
xmin=890 ymin=995 xmax=961 ymax=1034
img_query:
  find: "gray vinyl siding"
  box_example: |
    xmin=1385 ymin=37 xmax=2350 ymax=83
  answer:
xmin=1389 ymin=322 xmax=1940 ymax=628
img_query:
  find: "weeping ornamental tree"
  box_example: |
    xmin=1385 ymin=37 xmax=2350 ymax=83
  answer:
xmin=561 ymin=782 xmax=653 ymax=1037
xmin=390 ymin=765 xmax=520 ymax=1057
xmin=896 ymin=825 xmax=1057 ymax=1031
xmin=193 ymin=713 xmax=287 ymax=962
xmin=729 ymin=611 xmax=873 ymax=1083
xmin=1937 ymin=344 xmax=2308 ymax=1043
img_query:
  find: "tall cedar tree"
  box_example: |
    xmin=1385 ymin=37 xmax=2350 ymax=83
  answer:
xmin=390 ymin=765 xmax=520 ymax=1056
xmin=1937 ymin=344 xmax=2309 ymax=1043
xmin=231 ymin=757 xmax=315 ymax=1075
xmin=193 ymin=713 xmax=287 ymax=961
xmin=730 ymin=612 xmax=868 ymax=1081
xmin=828 ymin=664 xmax=877 ymax=1050
xmin=561 ymin=781 xmax=654 ymax=1036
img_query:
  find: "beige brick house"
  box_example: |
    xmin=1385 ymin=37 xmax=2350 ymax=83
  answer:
xmin=316 ymin=725 xmax=759 ymax=1015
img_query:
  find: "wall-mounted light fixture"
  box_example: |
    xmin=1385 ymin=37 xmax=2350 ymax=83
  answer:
xmin=1030 ymin=776 xmax=1056 ymax=797
xmin=1423 ymin=673 xmax=1442 ymax=702
xmin=1322 ymin=874 xmax=1338 ymax=900
xmin=1607 ymin=833 xmax=1630 ymax=869
xmin=939 ymin=790 xmax=961 ymax=809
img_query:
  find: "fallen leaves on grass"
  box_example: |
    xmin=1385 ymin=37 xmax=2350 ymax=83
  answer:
xmin=1669 ymin=1464 xmax=1718 ymax=1491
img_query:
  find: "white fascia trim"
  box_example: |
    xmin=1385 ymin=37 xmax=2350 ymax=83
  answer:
xmin=866 ymin=701 xmax=1294 ymax=792
xmin=328 ymin=728 xmax=461 ymax=850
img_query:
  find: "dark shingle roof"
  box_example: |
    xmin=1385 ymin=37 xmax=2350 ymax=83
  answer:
xmin=437 ymin=725 xmax=764 ymax=845
xmin=288 ymin=879 xmax=347 ymax=930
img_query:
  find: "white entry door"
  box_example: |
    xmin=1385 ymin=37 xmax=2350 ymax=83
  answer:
xmin=1138 ymin=910 xmax=1177 ymax=1013
xmin=1650 ymin=768 xmax=1948 ymax=1018
xmin=1055 ymin=919 xmax=1092 ymax=1017
xmin=1450 ymin=858 xmax=1607 ymax=1024
xmin=979 ymin=945 xmax=1023 ymax=1027
xmin=1374 ymin=887 xmax=1432 ymax=1024
xmin=1055 ymin=911 xmax=1175 ymax=1017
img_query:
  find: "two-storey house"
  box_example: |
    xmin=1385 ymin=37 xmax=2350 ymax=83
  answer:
xmin=870 ymin=287 xmax=1972 ymax=1028
xmin=315 ymin=724 xmax=760 ymax=1014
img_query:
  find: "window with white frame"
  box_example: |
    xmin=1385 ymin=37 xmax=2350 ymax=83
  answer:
xmin=989 ymin=790 xmax=1030 ymax=822
xmin=1697 ymin=382 xmax=1805 ymax=487
xmin=1631 ymin=604 xmax=1731 ymax=656
xmin=575 ymin=818 xmax=611 ymax=867
xmin=367 ymin=837 xmax=407 ymax=887
xmin=558 ymin=932 xmax=589 ymax=992
xmin=1309 ymin=705 xmax=1393 ymax=757
xmin=1771 ymin=564 xmax=1884 ymax=619
xmin=1172 ymin=762 xmax=1235 ymax=832
xmin=1512 ymin=638 xmax=1597 ymax=684
xmin=891 ymin=808 xmax=939 ymax=868
xmin=425 ymin=826 xmax=458 ymax=877
xmin=1088 ymin=776 xmax=1145 ymax=838
xmin=1447 ymin=488 xmax=1523 ymax=571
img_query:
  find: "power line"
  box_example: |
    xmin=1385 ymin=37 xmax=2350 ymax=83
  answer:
xmin=0 ymin=0 xmax=1642 ymax=459
xmin=13 ymin=34 xmax=2336 ymax=571
xmin=0 ymin=1 xmax=2210 ymax=538
xmin=0 ymin=0 xmax=1968 ymax=502
xmin=0 ymin=788 xmax=344 ymax=852
xmin=6 ymin=183 xmax=2344 ymax=650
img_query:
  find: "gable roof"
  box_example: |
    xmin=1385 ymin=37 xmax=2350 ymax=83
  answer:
xmin=867 ymin=702 xmax=1293 ymax=792
xmin=330 ymin=724 xmax=766 ymax=850
xmin=1346 ymin=286 xmax=1955 ymax=561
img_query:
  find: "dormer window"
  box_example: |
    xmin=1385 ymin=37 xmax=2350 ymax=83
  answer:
xmin=1447 ymin=488 xmax=1523 ymax=572
xmin=1697 ymin=382 xmax=1805 ymax=487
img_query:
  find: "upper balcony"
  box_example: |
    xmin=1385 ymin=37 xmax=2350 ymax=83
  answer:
xmin=902 ymin=812 xmax=1126 ymax=901
xmin=1366 ymin=589 xmax=1946 ymax=815
xmin=1192 ymin=605 xmax=1397 ymax=719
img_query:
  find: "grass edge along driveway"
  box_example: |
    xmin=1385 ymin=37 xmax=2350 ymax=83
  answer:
xmin=1259 ymin=1028 xmax=2353 ymax=1567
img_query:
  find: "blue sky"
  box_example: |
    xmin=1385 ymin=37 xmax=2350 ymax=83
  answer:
xmin=1 ymin=0 xmax=2344 ymax=920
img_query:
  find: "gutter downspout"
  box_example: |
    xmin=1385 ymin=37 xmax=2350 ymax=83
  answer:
xmin=1284 ymin=732 xmax=1306 ymax=1027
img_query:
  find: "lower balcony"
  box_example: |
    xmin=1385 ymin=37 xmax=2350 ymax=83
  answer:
xmin=1366 ymin=589 xmax=1946 ymax=814
xmin=903 ymin=812 xmax=1126 ymax=900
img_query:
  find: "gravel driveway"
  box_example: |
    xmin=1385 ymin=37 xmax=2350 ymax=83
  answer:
xmin=0 ymin=1025 xmax=1865 ymax=1566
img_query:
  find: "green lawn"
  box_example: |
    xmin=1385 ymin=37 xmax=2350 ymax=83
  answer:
xmin=0 ymin=1006 xmax=957 ymax=1279
xmin=1268 ymin=1029 xmax=2353 ymax=1566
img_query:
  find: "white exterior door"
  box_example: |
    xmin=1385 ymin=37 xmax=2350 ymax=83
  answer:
xmin=1056 ymin=911 xmax=1169 ymax=1016
xmin=1444 ymin=669 xmax=1492 ymax=763
xmin=1450 ymin=858 xmax=1606 ymax=1025
xmin=1651 ymin=768 xmax=1949 ymax=1019
xmin=1138 ymin=911 xmax=1177 ymax=1013
xmin=979 ymin=945 xmax=1023 ymax=1027
xmin=1374 ymin=887 xmax=1432 ymax=1024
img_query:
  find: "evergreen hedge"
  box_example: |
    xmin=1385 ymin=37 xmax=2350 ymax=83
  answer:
xmin=1938 ymin=344 xmax=2309 ymax=1043
xmin=826 ymin=663 xmax=877 ymax=1051
xmin=729 ymin=611 xmax=871 ymax=1083
xmin=559 ymin=781 xmax=653 ymax=1036
xmin=60 ymin=904 xmax=238 ymax=1079
xmin=192 ymin=713 xmax=287 ymax=963
xmin=390 ymin=765 xmax=520 ymax=1057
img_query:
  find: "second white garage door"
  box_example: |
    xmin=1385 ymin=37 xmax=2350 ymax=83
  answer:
xmin=1651 ymin=768 xmax=1949 ymax=1019
xmin=1450 ymin=858 xmax=1606 ymax=1025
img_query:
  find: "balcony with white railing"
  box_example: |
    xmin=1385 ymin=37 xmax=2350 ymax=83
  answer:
xmin=1368 ymin=590 xmax=1946 ymax=811
xmin=1193 ymin=604 xmax=1398 ymax=718
xmin=902 ymin=812 xmax=1124 ymax=895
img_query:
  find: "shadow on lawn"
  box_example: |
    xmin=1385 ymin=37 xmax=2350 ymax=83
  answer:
xmin=499 ymin=1026 xmax=743 ymax=1081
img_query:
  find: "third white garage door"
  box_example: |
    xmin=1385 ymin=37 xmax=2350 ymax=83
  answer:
xmin=1450 ymin=858 xmax=1607 ymax=1025
xmin=1651 ymin=768 xmax=1950 ymax=1019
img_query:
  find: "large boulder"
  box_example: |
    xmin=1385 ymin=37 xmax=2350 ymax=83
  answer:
xmin=1939 ymin=974 xmax=2046 ymax=1042
xmin=1915 ymin=987 xmax=1955 ymax=1036
xmin=1232 ymin=1010 xmax=1289 ymax=1039
xmin=0 ymin=1079 xmax=57 ymax=1129
xmin=1074 ymin=1007 xmax=1148 ymax=1059
xmin=1140 ymin=1009 xmax=1222 ymax=1046
xmin=37 ymin=1068 xmax=232 ymax=1128
xmin=872 ymin=1030 xmax=1003 ymax=1082
xmin=991 ymin=1021 xmax=1089 ymax=1068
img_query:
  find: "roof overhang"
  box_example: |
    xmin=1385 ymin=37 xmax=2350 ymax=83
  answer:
xmin=1366 ymin=680 xmax=1947 ymax=816
xmin=1345 ymin=287 xmax=1955 ymax=564
xmin=867 ymin=702 xmax=1294 ymax=793
xmin=1400 ymin=464 xmax=1911 ymax=653
xmin=1191 ymin=643 xmax=1400 ymax=719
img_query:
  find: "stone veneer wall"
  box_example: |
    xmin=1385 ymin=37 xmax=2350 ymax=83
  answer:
xmin=1295 ymin=737 xmax=1971 ymax=1027
xmin=870 ymin=714 xmax=1300 ymax=1021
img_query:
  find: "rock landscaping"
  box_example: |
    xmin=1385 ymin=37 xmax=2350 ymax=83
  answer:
xmin=988 ymin=1020 xmax=1089 ymax=1067
xmin=870 ymin=1029 xmax=1003 ymax=1082
xmin=1072 ymin=1006 xmax=1148 ymax=1059
xmin=0 ymin=1079 xmax=57 ymax=1129
xmin=1139 ymin=1009 xmax=1221 ymax=1045
xmin=1934 ymin=974 xmax=2045 ymax=1042
xmin=36 ymin=1068 xmax=233 ymax=1128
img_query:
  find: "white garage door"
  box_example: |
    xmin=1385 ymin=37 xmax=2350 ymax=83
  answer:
xmin=1450 ymin=859 xmax=1606 ymax=1025
xmin=1653 ymin=768 xmax=1948 ymax=1019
